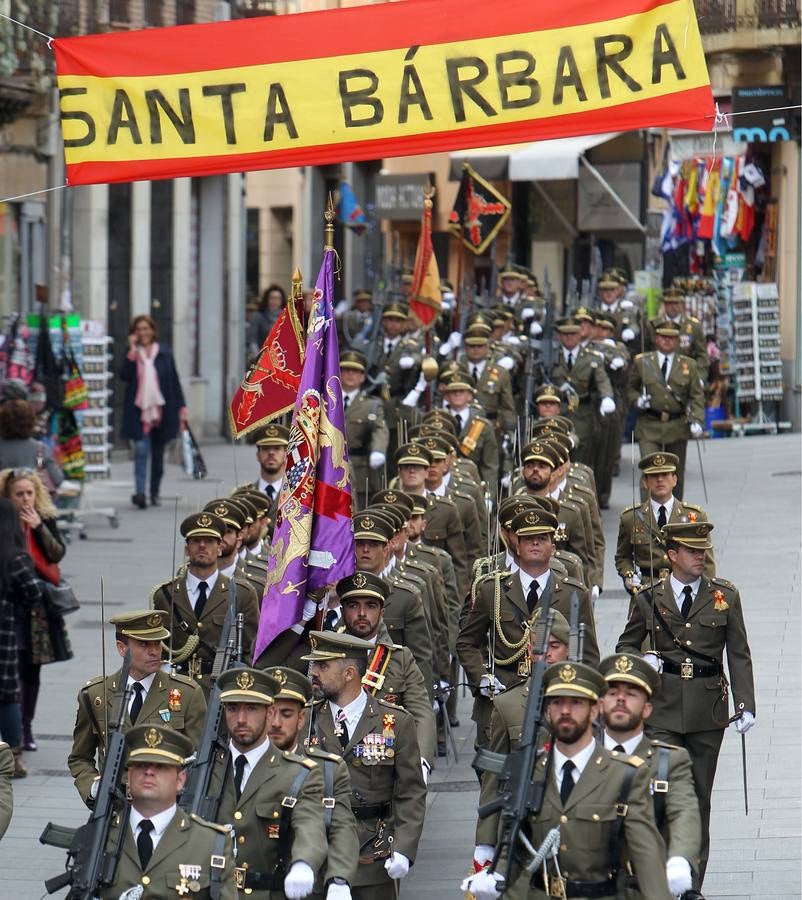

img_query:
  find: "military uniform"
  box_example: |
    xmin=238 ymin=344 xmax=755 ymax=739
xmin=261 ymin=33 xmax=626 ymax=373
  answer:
xmin=345 ymin=390 xmax=388 ymax=511
xmin=0 ymin=742 xmax=11 ymax=839
xmin=592 ymin=325 xmax=631 ymax=507
xmin=454 ymin=406 xmax=499 ymax=499
xmin=628 ymin=332 xmax=705 ymax=500
xmin=617 ymin=525 xmax=754 ymax=883
xmin=646 ymin=292 xmax=708 ymax=374
xmin=422 ymin=490 xmax=470 ymax=600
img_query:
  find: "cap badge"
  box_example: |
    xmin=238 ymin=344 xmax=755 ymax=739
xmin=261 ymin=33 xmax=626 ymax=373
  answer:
xmin=197 ymin=513 xmax=213 ymax=528
xmin=353 ymin=573 xmax=368 ymax=589
xmin=385 ymin=492 xmax=397 ymax=503
xmin=214 ymin=503 xmax=228 ymax=517
xmin=407 ymin=444 xmax=420 ymax=455
xmin=144 ymin=728 xmax=162 ymax=749
xmin=236 ymin=672 xmax=255 ymax=691
xmin=513 ymin=503 xmax=526 ymax=515
xmin=525 ymin=512 xmax=539 ymax=525
xmin=146 ymin=613 xmax=162 ymax=628
xmin=614 ymin=656 xmax=633 ymax=674
xmin=309 ymin=635 xmax=318 ymax=650
xmin=360 ymin=517 xmax=375 ymax=531
xmin=272 ymin=669 xmax=287 ymax=686
xmin=653 ymin=454 xmax=665 ymax=466
xmin=558 ymin=665 xmax=576 ymax=683
xmin=267 ymin=425 xmax=279 ymax=436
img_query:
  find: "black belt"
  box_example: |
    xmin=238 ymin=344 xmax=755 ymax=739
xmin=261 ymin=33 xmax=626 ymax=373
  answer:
xmin=576 ymin=396 xmax=591 ymax=404
xmin=661 ymin=658 xmax=721 ymax=679
xmin=532 ymin=877 xmax=617 ymax=897
xmin=352 ymin=801 xmax=390 ymax=820
xmin=645 ymin=409 xmax=683 ymax=421
xmin=238 ymin=869 xmax=282 ymax=890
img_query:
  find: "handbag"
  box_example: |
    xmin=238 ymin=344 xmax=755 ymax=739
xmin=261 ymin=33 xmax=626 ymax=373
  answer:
xmin=41 ymin=577 xmax=81 ymax=616
xmin=61 ymin=318 xmax=89 ymax=410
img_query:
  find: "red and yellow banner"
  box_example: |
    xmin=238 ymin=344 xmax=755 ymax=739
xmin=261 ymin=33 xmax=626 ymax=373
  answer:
xmin=53 ymin=0 xmax=714 ymax=186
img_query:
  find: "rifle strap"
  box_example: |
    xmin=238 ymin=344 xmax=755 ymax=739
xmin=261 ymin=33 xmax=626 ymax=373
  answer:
xmin=322 ymin=760 xmax=335 ymax=832
xmin=209 ymin=829 xmax=228 ymax=900
xmin=363 ymin=645 xmax=392 ymax=695
xmin=648 ymin=599 xmax=723 ymax=668
xmin=608 ymin=764 xmax=637 ymax=889
xmin=277 ymin=765 xmax=313 ymax=870
xmin=652 ymin=746 xmax=670 ymax=831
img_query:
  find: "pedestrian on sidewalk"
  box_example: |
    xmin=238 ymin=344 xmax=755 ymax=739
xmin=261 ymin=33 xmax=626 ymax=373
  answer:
xmin=118 ymin=314 xmax=188 ymax=509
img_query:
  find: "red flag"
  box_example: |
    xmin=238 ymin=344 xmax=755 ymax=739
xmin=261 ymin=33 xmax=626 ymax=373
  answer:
xmin=229 ymin=288 xmax=305 ymax=439
xmin=409 ymin=193 xmax=442 ymax=331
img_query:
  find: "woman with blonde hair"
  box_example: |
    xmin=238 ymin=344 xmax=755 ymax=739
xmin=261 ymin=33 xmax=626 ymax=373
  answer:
xmin=0 ymin=468 xmax=69 ymax=752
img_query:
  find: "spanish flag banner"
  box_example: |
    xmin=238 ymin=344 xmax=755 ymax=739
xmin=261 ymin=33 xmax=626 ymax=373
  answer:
xmin=410 ymin=190 xmax=442 ymax=331
xmin=53 ymin=0 xmax=714 ymax=186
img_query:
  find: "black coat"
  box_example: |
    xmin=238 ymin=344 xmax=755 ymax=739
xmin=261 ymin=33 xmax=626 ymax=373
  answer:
xmin=117 ymin=345 xmax=186 ymax=442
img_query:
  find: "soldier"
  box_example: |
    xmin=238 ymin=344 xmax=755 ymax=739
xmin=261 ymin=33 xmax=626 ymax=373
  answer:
xmin=352 ymin=511 xmax=434 ymax=694
xmin=616 ymin=451 xmax=714 ymax=594
xmin=233 ymin=491 xmax=270 ymax=594
xmin=340 ymin=350 xmax=388 ymax=511
xmin=441 ymin=371 xmax=499 ymax=499
xmin=599 ymin=652 xmax=702 ymax=900
xmin=550 ymin=317 xmax=616 ymax=468
xmin=151 ymin=514 xmax=259 ymax=696
xmin=303 ymin=632 xmax=427 ymax=900
xmin=247 ymin=424 xmax=290 ymax=538
xmin=99 ymin=725 xmax=237 ymax=900
xmin=203 ymin=498 xmax=263 ymax=607
xmin=338 ymin=571 xmax=437 ymax=774
xmin=616 ymin=521 xmax=755 ymax=886
xmin=628 ymin=319 xmax=705 ymax=500
xmin=463 ymin=662 xmax=673 ymax=900
xmin=597 ymin=270 xmax=641 ymax=352
xmin=342 ymin=289 xmax=376 ymax=352
xmin=647 ymin=286 xmax=708 ymax=376
xmin=68 ymin=609 xmax=206 ymax=807
xmin=0 ymin=742 xmax=12 ymax=838
xmin=458 ymin=323 xmax=517 ymax=437
xmin=457 ymin=509 xmax=598 ymax=749
xmin=266 ymin=667 xmax=358 ymax=900
xmin=497 ymin=268 xmax=525 ymax=311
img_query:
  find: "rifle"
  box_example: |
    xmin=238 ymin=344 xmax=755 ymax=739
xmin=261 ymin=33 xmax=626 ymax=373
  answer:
xmin=473 ymin=610 xmax=555 ymax=892
xmin=41 ymin=651 xmax=134 ymax=898
xmin=180 ymin=596 xmax=247 ymax=821
xmin=589 ymin=243 xmax=603 ymax=306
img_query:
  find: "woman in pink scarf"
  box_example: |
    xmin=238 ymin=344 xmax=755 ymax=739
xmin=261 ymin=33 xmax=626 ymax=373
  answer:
xmin=118 ymin=315 xmax=188 ymax=509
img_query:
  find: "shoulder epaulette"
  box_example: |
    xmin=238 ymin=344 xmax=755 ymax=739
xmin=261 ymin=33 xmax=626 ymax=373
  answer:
xmin=611 ymin=753 xmax=644 ymax=768
xmin=682 ymin=502 xmax=704 ymax=511
xmin=651 ymin=738 xmax=683 ymax=751
xmin=306 ymin=746 xmax=341 ymax=763
xmin=556 ymin=574 xmax=586 ymax=591
xmin=168 ymin=672 xmax=196 ymax=687
xmin=83 ymin=674 xmax=105 ymax=688
xmin=377 ymin=697 xmax=402 ymax=710
xmin=621 ymin=504 xmax=636 ymax=514
xmin=190 ymin=813 xmax=232 ymax=833
xmin=711 ymin=577 xmax=736 ymax=590
xmin=688 ymin=315 xmax=700 ymax=323
xmin=283 ymin=750 xmax=317 ymax=769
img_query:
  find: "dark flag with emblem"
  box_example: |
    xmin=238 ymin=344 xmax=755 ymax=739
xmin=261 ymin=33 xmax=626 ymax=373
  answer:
xmin=449 ymin=163 xmax=511 ymax=255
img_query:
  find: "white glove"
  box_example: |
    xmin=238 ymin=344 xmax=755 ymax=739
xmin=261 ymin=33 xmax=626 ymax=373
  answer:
xmin=369 ymin=451 xmax=386 ymax=470
xmin=666 ymin=856 xmax=693 ymax=896
xmin=636 ymin=394 xmax=651 ymax=410
xmin=384 ymin=852 xmax=410 ymax=880
xmin=734 ymin=711 xmax=755 ymax=734
xmin=497 ymin=355 xmax=515 ymax=371
xmin=420 ymin=758 xmax=430 ymax=785
xmin=624 ymin=572 xmax=642 ymax=594
xmin=432 ymin=698 xmax=440 ymax=714
xmin=401 ymin=389 xmax=421 ymax=407
xmin=479 ymin=674 xmax=506 ymax=698
xmin=398 ymin=355 xmax=415 ymax=370
xmin=284 ymin=861 xmax=315 ymax=899
xmin=460 ymin=869 xmax=503 ymax=900
xmin=621 ymin=327 xmax=636 ymax=342
xmin=473 ymin=844 xmax=495 ymax=867
xmin=591 ymin=585 xmax=600 ymax=603
xmin=89 ymin=776 xmax=100 ymax=800
xmin=620 ymin=298 xmax=634 ymax=309
xmin=503 ymin=334 xmax=521 ymax=347
xmin=500 ymin=473 xmax=512 ymax=490
xmin=520 ymin=307 xmax=535 ymax=321
xmin=301 ymin=598 xmax=319 ymax=622
xmin=690 ymin=422 xmax=704 ymax=438
xmin=610 ymin=356 xmax=626 ymax=370
xmin=528 ymin=318 xmax=542 ymax=335
xmin=438 ymin=338 xmax=452 ymax=357
xmin=599 ymin=396 xmax=616 ymax=416
xmin=643 ymin=652 xmax=661 ymax=672
xmin=448 ymin=331 xmax=463 ymax=349
xmin=325 ymin=884 xmax=352 ymax=900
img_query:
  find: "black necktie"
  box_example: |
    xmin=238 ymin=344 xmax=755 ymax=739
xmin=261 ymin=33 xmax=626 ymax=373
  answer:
xmin=657 ymin=505 xmax=667 ymax=529
xmin=343 ymin=395 xmax=350 ymax=411
xmin=472 ymin=365 xmax=480 ymax=382
xmin=130 ymin=682 xmax=144 ymax=724
xmin=560 ymin=760 xmax=576 ymax=806
xmin=265 ymin=484 xmax=275 ymax=500
xmin=324 ymin=609 xmax=338 ymax=631
xmin=336 ymin=710 xmax=349 ymax=749
xmin=680 ymin=585 xmax=694 ymax=619
xmin=661 ymin=356 xmax=668 ymax=380
xmin=234 ymin=754 xmax=247 ymax=800
xmin=526 ymin=581 xmax=540 ymax=615
xmin=194 ymin=581 xmax=209 ymax=619
xmin=137 ymin=819 xmax=154 ymax=870
xmin=566 ymin=352 xmax=573 ymax=371
xmin=613 ymin=743 xmax=626 ymax=753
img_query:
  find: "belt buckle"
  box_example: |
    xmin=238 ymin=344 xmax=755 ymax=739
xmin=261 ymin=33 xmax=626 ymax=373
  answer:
xmin=234 ymin=867 xmax=246 ymax=890
xmin=680 ymin=661 xmax=694 ymax=679
xmin=660 ymin=410 xmax=669 ymax=422
xmin=652 ymin=779 xmax=669 ymax=793
xmin=210 ymin=854 xmax=226 ymax=869
xmin=281 ymin=795 xmax=297 ymax=808
xmin=322 ymin=797 xmax=336 ymax=809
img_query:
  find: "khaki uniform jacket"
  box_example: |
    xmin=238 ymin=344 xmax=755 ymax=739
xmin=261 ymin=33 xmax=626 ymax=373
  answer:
xmin=213 ymin=745 xmax=327 ymax=900
xmin=562 ymin=477 xmax=605 ymax=587
xmin=0 ymin=743 xmax=12 ymax=839
xmin=459 ymin=358 xmax=516 ymax=433
xmin=395 ymin=556 xmax=449 ymax=684
xmin=455 ymin=408 xmax=499 ymax=498
xmin=302 ymin=745 xmax=358 ymax=889
xmin=617 ymin=576 xmax=755 ymax=732
xmin=628 ymin=352 xmax=705 ymax=444
xmin=68 ymin=669 xmax=206 ymax=805
xmin=382 ymin=571 xmax=434 ymax=697
xmin=312 ymin=694 xmax=426 ymax=887
xmin=365 ymin=623 xmax=437 ymax=764
xmin=237 ymin=558 xmax=267 ymax=602
xmin=598 ymin=298 xmax=642 ymax=347
xmin=443 ymin=482 xmax=485 ymax=571
xmin=238 ymin=483 xmax=280 ymax=541
xmin=615 ymin=499 xmax=715 ymax=581
xmin=151 ymin=574 xmax=259 ymax=694
xmin=345 ymin=390 xmax=389 ymax=509
xmin=449 ymin=471 xmax=489 ymax=548
xmin=457 ymin=570 xmax=599 ymax=696
xmin=98 ymin=810 xmax=237 ymax=900
xmin=423 ymin=494 xmax=470 ymax=600
xmin=405 ymin=543 xmax=458 ymax=649
xmin=647 ymin=314 xmax=708 ymax=374
xmin=550 ymin=345 xmax=614 ymax=444
xmin=373 ymin=334 xmax=422 ymax=399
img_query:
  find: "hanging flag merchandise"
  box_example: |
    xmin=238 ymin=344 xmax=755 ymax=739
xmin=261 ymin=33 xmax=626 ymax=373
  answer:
xmin=253 ymin=236 xmax=356 ymax=660
xmin=409 ymin=187 xmax=442 ymax=331
xmin=338 ymin=182 xmax=367 ymax=234
xmin=60 ymin=317 xmax=89 ymax=411
xmin=229 ymin=281 xmax=306 ymax=439
xmin=449 ymin=163 xmax=511 ymax=254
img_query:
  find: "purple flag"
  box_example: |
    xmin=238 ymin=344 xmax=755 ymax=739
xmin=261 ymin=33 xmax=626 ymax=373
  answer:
xmin=253 ymin=249 xmax=355 ymax=660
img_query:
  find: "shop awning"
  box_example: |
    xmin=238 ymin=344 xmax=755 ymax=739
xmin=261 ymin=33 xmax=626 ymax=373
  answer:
xmin=449 ymin=132 xmax=620 ymax=182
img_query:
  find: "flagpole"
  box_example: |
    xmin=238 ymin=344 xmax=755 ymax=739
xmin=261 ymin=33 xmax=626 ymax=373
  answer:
xmin=324 ymin=191 xmax=336 ymax=252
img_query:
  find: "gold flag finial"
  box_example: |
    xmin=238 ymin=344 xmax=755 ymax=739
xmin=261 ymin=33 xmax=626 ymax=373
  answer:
xmin=423 ymin=178 xmax=435 ymax=209
xmin=291 ymin=267 xmax=303 ymax=299
xmin=324 ymin=192 xmax=336 ymax=251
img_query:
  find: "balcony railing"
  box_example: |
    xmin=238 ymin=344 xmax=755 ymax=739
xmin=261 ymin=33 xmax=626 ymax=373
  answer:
xmin=757 ymin=0 xmax=801 ymax=26
xmin=696 ymin=0 xmax=801 ymax=32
